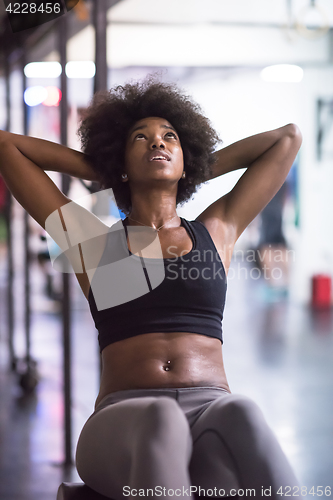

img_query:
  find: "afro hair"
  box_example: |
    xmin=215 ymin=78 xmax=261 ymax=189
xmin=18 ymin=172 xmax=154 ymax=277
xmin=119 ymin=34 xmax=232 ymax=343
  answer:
xmin=78 ymin=76 xmax=221 ymax=215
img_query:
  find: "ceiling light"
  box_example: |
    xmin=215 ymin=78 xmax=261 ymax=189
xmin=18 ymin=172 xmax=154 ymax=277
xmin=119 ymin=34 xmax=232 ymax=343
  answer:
xmin=24 ymin=62 xmax=62 ymax=79
xmin=65 ymin=61 xmax=96 ymax=79
xmin=260 ymin=65 xmax=303 ymax=83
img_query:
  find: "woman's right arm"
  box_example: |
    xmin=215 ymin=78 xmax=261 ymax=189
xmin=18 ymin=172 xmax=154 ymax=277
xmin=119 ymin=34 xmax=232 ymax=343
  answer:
xmin=0 ymin=130 xmax=100 ymax=230
xmin=0 ymin=131 xmax=109 ymax=298
xmin=0 ymin=130 xmax=99 ymax=180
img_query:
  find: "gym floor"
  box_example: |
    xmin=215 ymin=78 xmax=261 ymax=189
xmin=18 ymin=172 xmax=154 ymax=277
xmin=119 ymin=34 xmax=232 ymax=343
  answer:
xmin=0 ymin=243 xmax=332 ymax=500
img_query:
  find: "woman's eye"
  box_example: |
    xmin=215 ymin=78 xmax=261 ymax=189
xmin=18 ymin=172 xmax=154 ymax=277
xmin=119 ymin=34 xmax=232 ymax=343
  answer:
xmin=135 ymin=134 xmax=146 ymax=139
xmin=166 ymin=132 xmax=177 ymax=139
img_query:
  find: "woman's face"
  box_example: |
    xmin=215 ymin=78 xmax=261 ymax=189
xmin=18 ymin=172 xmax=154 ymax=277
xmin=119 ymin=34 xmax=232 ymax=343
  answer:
xmin=123 ymin=117 xmax=184 ymax=186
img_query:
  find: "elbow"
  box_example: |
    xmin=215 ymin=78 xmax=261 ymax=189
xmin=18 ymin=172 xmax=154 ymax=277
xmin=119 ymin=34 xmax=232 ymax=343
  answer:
xmin=286 ymin=123 xmax=303 ymax=143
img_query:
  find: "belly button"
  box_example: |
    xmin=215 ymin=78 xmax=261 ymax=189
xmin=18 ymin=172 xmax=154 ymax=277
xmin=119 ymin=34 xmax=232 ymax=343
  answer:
xmin=163 ymin=360 xmax=171 ymax=371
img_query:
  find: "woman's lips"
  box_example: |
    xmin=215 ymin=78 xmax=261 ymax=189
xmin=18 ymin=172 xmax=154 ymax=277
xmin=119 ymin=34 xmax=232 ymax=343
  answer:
xmin=148 ymin=150 xmax=171 ymax=161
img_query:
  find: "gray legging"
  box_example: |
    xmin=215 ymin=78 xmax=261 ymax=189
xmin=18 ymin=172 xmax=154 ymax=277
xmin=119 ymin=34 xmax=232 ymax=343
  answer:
xmin=75 ymin=387 xmax=300 ymax=500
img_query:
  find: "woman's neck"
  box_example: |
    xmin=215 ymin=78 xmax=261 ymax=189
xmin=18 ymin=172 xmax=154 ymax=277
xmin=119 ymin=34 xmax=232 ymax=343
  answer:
xmin=127 ymin=205 xmax=179 ymax=229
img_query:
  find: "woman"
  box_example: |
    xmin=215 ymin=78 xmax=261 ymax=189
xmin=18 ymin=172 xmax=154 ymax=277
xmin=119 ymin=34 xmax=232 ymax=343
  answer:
xmin=0 ymin=78 xmax=302 ymax=499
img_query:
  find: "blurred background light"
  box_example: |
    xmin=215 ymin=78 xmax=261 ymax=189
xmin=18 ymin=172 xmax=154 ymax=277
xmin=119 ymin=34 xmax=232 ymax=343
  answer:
xmin=42 ymin=86 xmax=62 ymax=106
xmin=260 ymin=64 xmax=304 ymax=83
xmin=24 ymin=86 xmax=48 ymax=107
xmin=65 ymin=61 xmax=96 ymax=78
xmin=24 ymin=62 xmax=62 ymax=78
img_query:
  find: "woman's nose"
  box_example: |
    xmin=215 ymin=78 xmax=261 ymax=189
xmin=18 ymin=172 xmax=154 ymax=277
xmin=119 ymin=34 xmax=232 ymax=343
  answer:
xmin=150 ymin=136 xmax=165 ymax=149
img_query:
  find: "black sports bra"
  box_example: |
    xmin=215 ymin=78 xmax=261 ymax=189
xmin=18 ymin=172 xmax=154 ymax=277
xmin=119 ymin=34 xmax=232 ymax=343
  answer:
xmin=88 ymin=218 xmax=227 ymax=352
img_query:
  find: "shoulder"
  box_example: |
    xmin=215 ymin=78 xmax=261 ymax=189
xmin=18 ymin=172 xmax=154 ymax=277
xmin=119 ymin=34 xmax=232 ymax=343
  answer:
xmin=194 ymin=214 xmax=237 ymax=276
xmin=194 ymin=214 xmax=237 ymax=246
xmin=193 ymin=192 xmax=237 ymax=246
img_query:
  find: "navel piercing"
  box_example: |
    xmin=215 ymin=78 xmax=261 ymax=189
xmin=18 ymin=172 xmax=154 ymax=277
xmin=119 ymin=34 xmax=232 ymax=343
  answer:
xmin=164 ymin=360 xmax=171 ymax=371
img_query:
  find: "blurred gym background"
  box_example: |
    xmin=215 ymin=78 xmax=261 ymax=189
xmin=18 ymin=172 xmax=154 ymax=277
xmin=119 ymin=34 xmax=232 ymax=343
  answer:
xmin=0 ymin=1 xmax=332 ymax=499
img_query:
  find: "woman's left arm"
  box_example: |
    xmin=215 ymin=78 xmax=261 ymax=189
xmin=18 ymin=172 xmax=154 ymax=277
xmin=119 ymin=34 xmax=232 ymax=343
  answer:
xmin=199 ymin=123 xmax=302 ymax=240
xmin=209 ymin=124 xmax=300 ymax=179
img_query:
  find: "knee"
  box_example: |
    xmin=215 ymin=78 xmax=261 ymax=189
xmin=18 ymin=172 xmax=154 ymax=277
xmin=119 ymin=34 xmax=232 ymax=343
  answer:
xmin=143 ymin=397 xmax=187 ymax=428
xmin=214 ymin=394 xmax=265 ymax=431
xmin=138 ymin=397 xmax=190 ymax=441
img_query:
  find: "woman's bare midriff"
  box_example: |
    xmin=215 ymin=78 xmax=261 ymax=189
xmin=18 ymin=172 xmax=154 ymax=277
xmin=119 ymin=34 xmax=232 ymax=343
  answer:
xmin=95 ymin=331 xmax=231 ymax=409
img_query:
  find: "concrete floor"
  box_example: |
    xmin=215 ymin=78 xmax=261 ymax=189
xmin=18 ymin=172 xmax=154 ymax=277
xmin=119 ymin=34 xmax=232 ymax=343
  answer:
xmin=0 ymin=246 xmax=332 ymax=500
